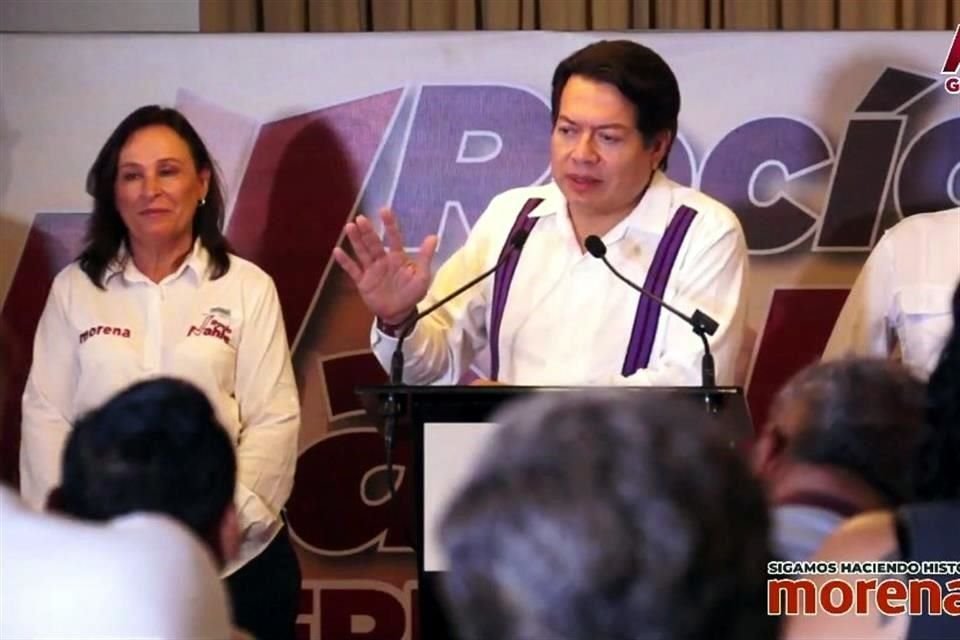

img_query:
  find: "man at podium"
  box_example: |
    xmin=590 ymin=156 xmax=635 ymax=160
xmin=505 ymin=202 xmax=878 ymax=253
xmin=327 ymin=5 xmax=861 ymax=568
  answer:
xmin=334 ymin=40 xmax=748 ymax=387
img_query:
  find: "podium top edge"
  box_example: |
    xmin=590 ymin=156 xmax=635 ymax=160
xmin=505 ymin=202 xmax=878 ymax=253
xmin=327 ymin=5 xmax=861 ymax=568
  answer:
xmin=355 ymin=385 xmax=743 ymax=395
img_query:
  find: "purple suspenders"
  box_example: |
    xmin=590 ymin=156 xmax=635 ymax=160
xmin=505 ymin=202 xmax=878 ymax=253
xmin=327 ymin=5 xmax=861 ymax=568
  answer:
xmin=489 ymin=198 xmax=543 ymax=381
xmin=621 ymin=205 xmax=699 ymax=376
xmin=487 ymin=199 xmax=699 ymax=381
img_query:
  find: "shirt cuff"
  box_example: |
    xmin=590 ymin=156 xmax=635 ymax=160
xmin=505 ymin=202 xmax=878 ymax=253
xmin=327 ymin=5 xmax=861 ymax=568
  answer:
xmin=375 ymin=310 xmax=417 ymax=337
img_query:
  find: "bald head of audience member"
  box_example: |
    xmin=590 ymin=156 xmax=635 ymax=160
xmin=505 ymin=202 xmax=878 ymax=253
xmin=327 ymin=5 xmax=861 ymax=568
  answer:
xmin=439 ymin=391 xmax=776 ymax=640
xmin=754 ymin=357 xmax=926 ymax=509
xmin=52 ymin=377 xmax=239 ymax=567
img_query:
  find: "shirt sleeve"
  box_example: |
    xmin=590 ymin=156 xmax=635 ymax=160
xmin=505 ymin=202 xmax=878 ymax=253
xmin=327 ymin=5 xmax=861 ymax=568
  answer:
xmin=20 ymin=275 xmax=78 ymax=510
xmin=369 ymin=205 xmax=501 ymax=385
xmin=602 ymin=219 xmax=750 ymax=387
xmin=232 ymin=274 xmax=300 ymax=544
xmin=821 ymin=235 xmax=894 ymax=362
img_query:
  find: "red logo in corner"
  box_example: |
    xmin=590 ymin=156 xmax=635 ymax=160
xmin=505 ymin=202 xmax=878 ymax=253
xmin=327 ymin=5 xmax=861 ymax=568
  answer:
xmin=943 ymin=24 xmax=960 ymax=94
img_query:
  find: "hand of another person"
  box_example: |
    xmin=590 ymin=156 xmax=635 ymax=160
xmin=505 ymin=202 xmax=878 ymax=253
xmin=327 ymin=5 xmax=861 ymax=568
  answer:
xmin=333 ymin=209 xmax=438 ymax=325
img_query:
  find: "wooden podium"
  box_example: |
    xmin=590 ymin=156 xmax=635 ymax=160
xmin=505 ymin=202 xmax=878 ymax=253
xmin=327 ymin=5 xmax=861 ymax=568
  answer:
xmin=357 ymin=385 xmax=753 ymax=639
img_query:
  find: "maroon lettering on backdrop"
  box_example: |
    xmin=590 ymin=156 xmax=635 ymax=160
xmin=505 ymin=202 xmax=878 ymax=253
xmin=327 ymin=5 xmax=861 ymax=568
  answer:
xmin=746 ymin=288 xmax=850 ymax=430
xmin=226 ymin=90 xmax=403 ymax=343
xmin=0 ymin=213 xmax=88 ymax=485
xmin=288 ymin=429 xmax=414 ymax=554
xmin=296 ymin=582 xmax=417 ymax=640
xmin=320 ymin=586 xmax=407 ymax=640
xmin=321 ymin=354 xmax=388 ymax=417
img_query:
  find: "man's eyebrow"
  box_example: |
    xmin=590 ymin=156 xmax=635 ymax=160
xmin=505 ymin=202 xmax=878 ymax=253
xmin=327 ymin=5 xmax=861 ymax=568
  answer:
xmin=557 ymin=116 xmax=630 ymax=131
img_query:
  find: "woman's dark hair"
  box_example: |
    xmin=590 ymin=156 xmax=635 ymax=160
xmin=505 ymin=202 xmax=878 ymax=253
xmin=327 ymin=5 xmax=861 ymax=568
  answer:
xmin=79 ymin=105 xmax=230 ymax=287
xmin=551 ymin=40 xmax=681 ymax=170
xmin=916 ymin=282 xmax=960 ymax=500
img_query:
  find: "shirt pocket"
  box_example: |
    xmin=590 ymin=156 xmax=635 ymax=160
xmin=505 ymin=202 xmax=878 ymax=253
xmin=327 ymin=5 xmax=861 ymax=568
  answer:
xmin=893 ymin=284 xmax=954 ymax=375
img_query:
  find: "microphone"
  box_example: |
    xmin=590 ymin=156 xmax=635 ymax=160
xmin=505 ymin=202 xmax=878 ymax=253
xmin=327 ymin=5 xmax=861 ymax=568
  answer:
xmin=389 ymin=228 xmax=530 ymax=384
xmin=583 ymin=235 xmax=719 ymax=387
xmin=380 ymin=228 xmax=530 ymax=500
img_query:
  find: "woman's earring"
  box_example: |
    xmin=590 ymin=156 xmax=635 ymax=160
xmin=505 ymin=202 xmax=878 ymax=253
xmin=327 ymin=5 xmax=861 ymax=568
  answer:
xmin=199 ymin=197 xmax=207 ymax=207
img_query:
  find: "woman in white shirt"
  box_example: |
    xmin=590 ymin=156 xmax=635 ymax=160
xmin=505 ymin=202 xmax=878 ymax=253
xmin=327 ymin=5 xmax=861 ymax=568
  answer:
xmin=19 ymin=105 xmax=302 ymax=640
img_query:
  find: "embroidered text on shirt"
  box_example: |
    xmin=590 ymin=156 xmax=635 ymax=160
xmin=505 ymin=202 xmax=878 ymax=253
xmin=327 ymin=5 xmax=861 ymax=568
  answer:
xmin=187 ymin=314 xmax=232 ymax=345
xmin=79 ymin=326 xmax=132 ymax=344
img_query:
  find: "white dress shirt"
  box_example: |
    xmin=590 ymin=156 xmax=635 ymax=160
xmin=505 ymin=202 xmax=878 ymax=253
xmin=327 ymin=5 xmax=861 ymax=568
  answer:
xmin=19 ymin=241 xmax=300 ymax=575
xmin=823 ymin=208 xmax=960 ymax=378
xmin=0 ymin=486 xmax=234 ymax=639
xmin=372 ymin=171 xmax=749 ymax=386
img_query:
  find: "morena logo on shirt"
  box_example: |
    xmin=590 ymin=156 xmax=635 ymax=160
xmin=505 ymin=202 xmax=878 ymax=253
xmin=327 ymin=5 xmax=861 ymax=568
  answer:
xmin=187 ymin=313 xmax=232 ymax=345
xmin=79 ymin=325 xmax=131 ymax=344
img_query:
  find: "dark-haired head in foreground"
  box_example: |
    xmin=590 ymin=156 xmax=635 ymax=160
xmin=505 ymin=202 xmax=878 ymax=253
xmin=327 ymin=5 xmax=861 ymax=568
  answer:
xmin=53 ymin=377 xmax=238 ymax=566
xmin=439 ymin=391 xmax=776 ymax=640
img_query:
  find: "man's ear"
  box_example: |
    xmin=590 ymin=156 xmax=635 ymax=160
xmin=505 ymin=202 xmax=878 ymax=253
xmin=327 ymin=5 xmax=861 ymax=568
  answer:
xmin=649 ymin=129 xmax=672 ymax=169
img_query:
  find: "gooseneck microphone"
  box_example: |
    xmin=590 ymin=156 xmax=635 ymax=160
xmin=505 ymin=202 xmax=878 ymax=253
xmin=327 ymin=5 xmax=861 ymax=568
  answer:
xmin=381 ymin=229 xmax=530 ymax=498
xmin=583 ymin=235 xmax=719 ymax=387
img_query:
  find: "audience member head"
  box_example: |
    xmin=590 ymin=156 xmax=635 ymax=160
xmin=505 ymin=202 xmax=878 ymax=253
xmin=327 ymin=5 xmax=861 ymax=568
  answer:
xmin=439 ymin=391 xmax=775 ymax=640
xmin=753 ymin=358 xmax=926 ymax=505
xmin=54 ymin=377 xmax=238 ymax=566
xmin=914 ymin=281 xmax=960 ymax=500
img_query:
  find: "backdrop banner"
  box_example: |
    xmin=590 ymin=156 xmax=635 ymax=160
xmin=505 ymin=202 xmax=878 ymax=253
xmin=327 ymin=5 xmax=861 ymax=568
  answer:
xmin=1 ymin=30 xmax=957 ymax=639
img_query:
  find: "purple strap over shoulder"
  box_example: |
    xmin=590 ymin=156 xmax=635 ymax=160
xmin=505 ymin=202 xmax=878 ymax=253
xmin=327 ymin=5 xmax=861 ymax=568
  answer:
xmin=621 ymin=205 xmax=699 ymax=376
xmin=488 ymin=198 xmax=543 ymax=381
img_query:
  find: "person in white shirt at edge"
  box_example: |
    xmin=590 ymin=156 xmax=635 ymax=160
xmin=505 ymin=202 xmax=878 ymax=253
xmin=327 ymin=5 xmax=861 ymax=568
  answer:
xmin=822 ymin=207 xmax=960 ymax=378
xmin=19 ymin=106 xmax=301 ymax=640
xmin=44 ymin=377 xmax=252 ymax=639
xmin=334 ymin=40 xmax=749 ymax=387
xmin=0 ymin=486 xmax=234 ymax=640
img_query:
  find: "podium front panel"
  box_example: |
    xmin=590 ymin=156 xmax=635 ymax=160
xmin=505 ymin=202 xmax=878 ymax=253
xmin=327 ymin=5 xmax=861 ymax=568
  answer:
xmin=356 ymin=384 xmax=753 ymax=638
xmin=423 ymin=421 xmax=501 ymax=573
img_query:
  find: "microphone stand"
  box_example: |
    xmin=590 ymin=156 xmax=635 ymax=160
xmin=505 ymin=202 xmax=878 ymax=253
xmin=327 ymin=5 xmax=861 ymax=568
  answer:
xmin=585 ymin=235 xmax=721 ymax=411
xmin=382 ymin=230 xmax=530 ymax=499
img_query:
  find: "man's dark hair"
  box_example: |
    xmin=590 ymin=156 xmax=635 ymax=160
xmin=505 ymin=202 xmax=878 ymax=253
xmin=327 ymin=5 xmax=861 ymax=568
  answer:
xmin=439 ymin=391 xmax=776 ymax=640
xmin=58 ymin=377 xmax=236 ymax=562
xmin=772 ymin=358 xmax=927 ymax=504
xmin=79 ymin=105 xmax=231 ymax=288
xmin=551 ymin=39 xmax=681 ymax=169
xmin=916 ymin=282 xmax=960 ymax=500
